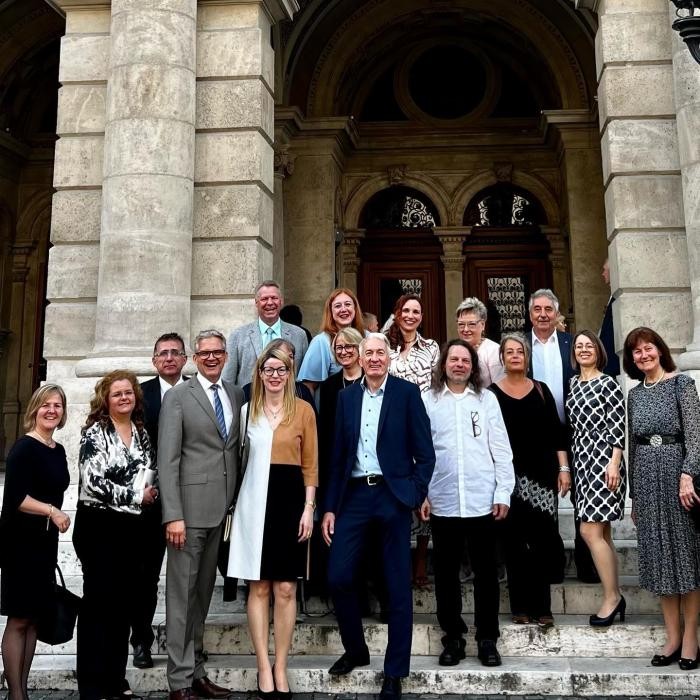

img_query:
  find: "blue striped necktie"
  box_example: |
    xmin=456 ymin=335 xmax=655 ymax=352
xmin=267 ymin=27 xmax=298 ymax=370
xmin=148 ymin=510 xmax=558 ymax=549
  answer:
xmin=211 ymin=384 xmax=228 ymax=440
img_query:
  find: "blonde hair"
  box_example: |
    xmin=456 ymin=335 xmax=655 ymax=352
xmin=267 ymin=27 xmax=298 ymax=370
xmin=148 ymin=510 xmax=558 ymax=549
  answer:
xmin=250 ymin=347 xmax=297 ymax=425
xmin=24 ymin=384 xmax=67 ymax=432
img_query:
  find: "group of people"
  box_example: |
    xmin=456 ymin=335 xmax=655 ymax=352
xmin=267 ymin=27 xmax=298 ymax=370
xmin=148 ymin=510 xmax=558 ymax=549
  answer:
xmin=2 ymin=275 xmax=700 ymax=700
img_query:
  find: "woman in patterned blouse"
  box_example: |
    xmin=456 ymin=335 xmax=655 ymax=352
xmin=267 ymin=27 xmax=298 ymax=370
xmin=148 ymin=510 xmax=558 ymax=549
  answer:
xmin=385 ymin=293 xmax=439 ymax=589
xmin=73 ymin=370 xmax=156 ymax=700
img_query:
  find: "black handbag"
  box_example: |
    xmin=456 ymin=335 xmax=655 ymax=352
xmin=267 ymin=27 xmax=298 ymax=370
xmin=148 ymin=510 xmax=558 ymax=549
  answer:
xmin=37 ymin=565 xmax=81 ymax=645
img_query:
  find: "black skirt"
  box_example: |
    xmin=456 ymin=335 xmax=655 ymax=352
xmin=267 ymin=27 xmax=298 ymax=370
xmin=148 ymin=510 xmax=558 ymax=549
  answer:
xmin=259 ymin=464 xmax=308 ymax=581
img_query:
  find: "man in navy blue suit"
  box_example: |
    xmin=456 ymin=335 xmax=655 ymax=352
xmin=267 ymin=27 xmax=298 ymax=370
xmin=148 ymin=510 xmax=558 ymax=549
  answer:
xmin=322 ymin=333 xmax=435 ymax=700
xmin=527 ymin=289 xmax=598 ymax=583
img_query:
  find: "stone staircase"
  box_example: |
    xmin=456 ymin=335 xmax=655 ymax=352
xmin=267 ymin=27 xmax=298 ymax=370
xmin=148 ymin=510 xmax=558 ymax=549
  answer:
xmin=2 ymin=480 xmax=698 ymax=696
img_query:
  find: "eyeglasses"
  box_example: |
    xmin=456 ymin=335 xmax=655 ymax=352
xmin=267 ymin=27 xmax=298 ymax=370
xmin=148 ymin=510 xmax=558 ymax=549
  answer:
xmin=261 ymin=366 xmax=289 ymax=377
xmin=155 ymin=349 xmax=186 ymax=359
xmin=334 ymin=344 xmax=357 ymax=355
xmin=195 ymin=350 xmax=226 ymax=359
xmin=471 ymin=410 xmax=481 ymax=438
xmin=458 ymin=321 xmax=482 ymax=330
xmin=574 ymin=344 xmax=597 ymax=351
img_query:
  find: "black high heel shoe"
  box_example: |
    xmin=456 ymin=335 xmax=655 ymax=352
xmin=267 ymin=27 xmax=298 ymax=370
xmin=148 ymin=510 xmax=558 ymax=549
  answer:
xmin=679 ymin=649 xmax=700 ymax=671
xmin=589 ymin=595 xmax=626 ymax=627
xmin=257 ymin=673 xmax=276 ymax=700
xmin=272 ymin=664 xmax=292 ymax=700
xmin=651 ymin=646 xmax=682 ymax=666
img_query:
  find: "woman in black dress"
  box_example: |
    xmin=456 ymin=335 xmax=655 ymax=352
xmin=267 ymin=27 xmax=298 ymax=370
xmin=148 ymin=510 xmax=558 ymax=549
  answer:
xmin=0 ymin=384 xmax=70 ymax=700
xmin=74 ymin=370 xmax=156 ymax=700
xmin=489 ymin=333 xmax=570 ymax=627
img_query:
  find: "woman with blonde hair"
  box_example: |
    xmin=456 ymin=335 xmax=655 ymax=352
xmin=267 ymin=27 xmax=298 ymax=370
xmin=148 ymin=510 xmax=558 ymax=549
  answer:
xmin=1 ymin=384 xmax=70 ymax=700
xmin=229 ymin=346 xmax=318 ymax=698
xmin=298 ymin=288 xmax=365 ymax=393
xmin=74 ymin=370 xmax=156 ymax=700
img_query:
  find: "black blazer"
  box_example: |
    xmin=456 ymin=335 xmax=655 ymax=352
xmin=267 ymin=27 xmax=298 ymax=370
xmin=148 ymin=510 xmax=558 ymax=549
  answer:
xmin=600 ymin=298 xmax=620 ymax=376
xmin=325 ymin=374 xmax=435 ymax=515
xmin=141 ymin=375 xmax=188 ymax=456
xmin=527 ymin=330 xmax=576 ymax=406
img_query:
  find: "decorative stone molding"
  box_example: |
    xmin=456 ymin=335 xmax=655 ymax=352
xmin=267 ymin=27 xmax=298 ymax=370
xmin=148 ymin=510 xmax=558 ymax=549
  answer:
xmin=494 ymin=162 xmax=513 ymax=183
xmin=434 ymin=227 xmax=467 ymax=272
xmin=387 ymin=164 xmax=408 ymax=185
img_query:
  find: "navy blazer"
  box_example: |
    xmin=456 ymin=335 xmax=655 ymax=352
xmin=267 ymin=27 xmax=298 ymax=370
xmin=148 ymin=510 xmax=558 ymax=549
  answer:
xmin=324 ymin=374 xmax=435 ymax=515
xmin=527 ymin=330 xmax=576 ymax=405
xmin=141 ymin=375 xmax=188 ymax=456
xmin=600 ymin=298 xmax=620 ymax=376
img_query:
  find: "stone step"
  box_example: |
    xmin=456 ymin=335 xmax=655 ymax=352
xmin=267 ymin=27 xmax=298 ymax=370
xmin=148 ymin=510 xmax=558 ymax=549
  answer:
xmin=8 ymin=613 xmax=666 ymax=658
xmin=49 ymin=538 xmax=640 ymax=578
xmin=18 ymin=654 xmax=700 ymax=697
xmin=54 ymin=573 xmax=657 ymax=616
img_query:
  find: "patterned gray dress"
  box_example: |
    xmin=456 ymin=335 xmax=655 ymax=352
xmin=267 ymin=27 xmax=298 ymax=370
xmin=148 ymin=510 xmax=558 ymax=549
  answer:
xmin=628 ymin=374 xmax=700 ymax=595
xmin=566 ymin=374 xmax=626 ymax=522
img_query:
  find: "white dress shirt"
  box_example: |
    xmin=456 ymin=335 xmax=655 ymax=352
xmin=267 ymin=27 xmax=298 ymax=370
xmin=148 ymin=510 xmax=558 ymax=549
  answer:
xmin=531 ymin=330 xmax=565 ymax=423
xmin=159 ymin=375 xmax=185 ymax=400
xmin=196 ymin=373 xmax=233 ymax=434
xmin=423 ymin=385 xmax=514 ymax=518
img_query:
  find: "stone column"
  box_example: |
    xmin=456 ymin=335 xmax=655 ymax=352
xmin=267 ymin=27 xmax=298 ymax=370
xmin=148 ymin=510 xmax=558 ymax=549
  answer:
xmin=75 ymin=0 xmax=197 ymax=376
xmin=339 ymin=229 xmax=365 ymax=293
xmin=672 ymin=7 xmax=700 ymax=378
xmin=596 ymin=0 xmax=690 ymax=356
xmin=273 ymin=147 xmax=295 ymax=284
xmin=434 ymin=227 xmax=467 ymax=337
xmin=542 ymin=227 xmax=573 ymax=325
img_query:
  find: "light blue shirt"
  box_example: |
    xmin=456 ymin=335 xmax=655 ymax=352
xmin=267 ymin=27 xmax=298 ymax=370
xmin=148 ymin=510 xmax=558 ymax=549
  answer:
xmin=258 ymin=318 xmax=282 ymax=349
xmin=298 ymin=332 xmax=342 ymax=383
xmin=352 ymin=376 xmax=388 ymax=478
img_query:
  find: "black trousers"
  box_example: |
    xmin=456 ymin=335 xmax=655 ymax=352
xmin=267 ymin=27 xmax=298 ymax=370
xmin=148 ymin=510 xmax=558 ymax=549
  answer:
xmin=129 ymin=502 xmax=166 ymax=649
xmin=431 ymin=513 xmax=500 ymax=642
xmin=74 ymin=505 xmax=144 ymax=700
xmin=502 ymin=499 xmax=557 ymax=618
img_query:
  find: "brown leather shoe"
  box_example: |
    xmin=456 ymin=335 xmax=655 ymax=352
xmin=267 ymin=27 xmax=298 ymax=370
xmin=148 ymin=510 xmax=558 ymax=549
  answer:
xmin=192 ymin=677 xmax=232 ymax=699
xmin=169 ymin=689 xmax=194 ymax=700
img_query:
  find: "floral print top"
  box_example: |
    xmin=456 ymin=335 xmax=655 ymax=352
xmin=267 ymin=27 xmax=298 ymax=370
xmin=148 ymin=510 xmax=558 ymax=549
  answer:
xmin=78 ymin=420 xmax=153 ymax=514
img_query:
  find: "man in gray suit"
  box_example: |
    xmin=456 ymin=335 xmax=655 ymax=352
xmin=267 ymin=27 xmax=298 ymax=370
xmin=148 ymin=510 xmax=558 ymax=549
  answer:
xmin=159 ymin=329 xmax=244 ymax=700
xmin=222 ymin=280 xmax=308 ymax=386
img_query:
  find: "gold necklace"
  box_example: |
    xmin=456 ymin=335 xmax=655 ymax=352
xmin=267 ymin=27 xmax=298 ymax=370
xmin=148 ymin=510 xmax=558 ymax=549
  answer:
xmin=29 ymin=430 xmax=54 ymax=447
xmin=643 ymin=370 xmax=665 ymax=388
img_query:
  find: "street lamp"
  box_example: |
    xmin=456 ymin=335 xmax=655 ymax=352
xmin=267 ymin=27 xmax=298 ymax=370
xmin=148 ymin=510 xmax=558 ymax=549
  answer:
xmin=670 ymin=0 xmax=700 ymax=65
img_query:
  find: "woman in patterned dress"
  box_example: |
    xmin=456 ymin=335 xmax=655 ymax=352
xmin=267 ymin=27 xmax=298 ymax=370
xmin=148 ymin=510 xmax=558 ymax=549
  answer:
xmin=74 ymin=370 xmax=156 ymax=700
xmin=490 ymin=333 xmax=570 ymax=627
xmin=228 ymin=346 xmax=318 ymax=698
xmin=566 ymin=330 xmax=626 ymax=627
xmin=624 ymin=327 xmax=700 ymax=670
xmin=385 ymin=294 xmax=439 ymax=588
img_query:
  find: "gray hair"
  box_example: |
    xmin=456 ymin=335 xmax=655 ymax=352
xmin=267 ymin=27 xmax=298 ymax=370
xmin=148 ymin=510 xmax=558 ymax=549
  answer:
xmin=499 ymin=332 xmax=530 ymax=368
xmin=359 ymin=332 xmax=391 ymax=354
xmin=456 ymin=296 xmax=488 ymax=321
xmin=254 ymin=280 xmax=282 ymax=298
xmin=528 ymin=288 xmax=559 ymax=313
xmin=193 ymin=329 xmax=227 ymax=353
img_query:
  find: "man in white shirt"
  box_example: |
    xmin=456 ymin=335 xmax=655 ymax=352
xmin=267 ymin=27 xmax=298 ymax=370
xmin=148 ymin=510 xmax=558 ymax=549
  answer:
xmin=420 ymin=339 xmax=514 ymax=667
xmin=528 ymin=289 xmax=598 ymax=583
xmin=131 ymin=333 xmax=188 ymax=669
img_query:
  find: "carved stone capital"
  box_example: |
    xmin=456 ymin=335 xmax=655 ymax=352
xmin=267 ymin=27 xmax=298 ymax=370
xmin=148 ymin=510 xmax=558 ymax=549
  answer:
xmin=274 ymin=147 xmax=296 ymax=179
xmin=387 ymin=164 xmax=408 ymax=185
xmin=441 ymin=254 xmax=466 ymax=272
xmin=494 ymin=162 xmax=513 ymax=183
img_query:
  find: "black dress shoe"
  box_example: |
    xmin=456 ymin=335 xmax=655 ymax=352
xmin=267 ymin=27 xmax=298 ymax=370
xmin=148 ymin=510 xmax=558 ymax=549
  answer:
xmin=477 ymin=639 xmax=502 ymax=667
xmin=679 ymin=649 xmax=700 ymax=670
xmin=328 ymin=651 xmax=371 ymax=676
xmin=438 ymin=636 xmax=466 ymax=666
xmin=132 ymin=643 xmax=154 ymax=669
xmin=379 ymin=676 xmax=401 ymax=700
xmin=589 ymin=596 xmax=626 ymax=627
xmin=651 ymin=647 xmax=682 ymax=666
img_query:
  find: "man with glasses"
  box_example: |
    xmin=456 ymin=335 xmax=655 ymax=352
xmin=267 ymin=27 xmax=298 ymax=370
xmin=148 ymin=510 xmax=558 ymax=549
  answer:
xmin=420 ymin=339 xmax=514 ymax=668
xmin=129 ymin=333 xmax=189 ymax=669
xmin=223 ymin=280 xmax=308 ymax=386
xmin=159 ymin=330 xmax=244 ymax=700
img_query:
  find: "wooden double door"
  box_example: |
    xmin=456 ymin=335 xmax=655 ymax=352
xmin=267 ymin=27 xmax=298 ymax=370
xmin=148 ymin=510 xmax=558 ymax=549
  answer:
xmin=357 ymin=226 xmax=551 ymax=344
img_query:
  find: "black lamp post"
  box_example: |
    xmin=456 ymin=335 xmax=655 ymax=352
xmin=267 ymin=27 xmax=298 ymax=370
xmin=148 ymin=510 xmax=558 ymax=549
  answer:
xmin=671 ymin=0 xmax=700 ymax=65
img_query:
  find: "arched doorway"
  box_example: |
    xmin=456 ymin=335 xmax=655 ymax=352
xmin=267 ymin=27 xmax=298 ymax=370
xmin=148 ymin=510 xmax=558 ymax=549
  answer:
xmin=462 ymin=184 xmax=552 ymax=339
xmin=357 ymin=186 xmax=446 ymax=342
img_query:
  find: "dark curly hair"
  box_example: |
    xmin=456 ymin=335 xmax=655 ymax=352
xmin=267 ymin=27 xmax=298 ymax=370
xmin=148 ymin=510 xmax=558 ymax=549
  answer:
xmin=431 ymin=339 xmax=483 ymax=394
xmin=386 ymin=294 xmax=423 ymax=351
xmin=83 ymin=369 xmax=146 ymax=436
